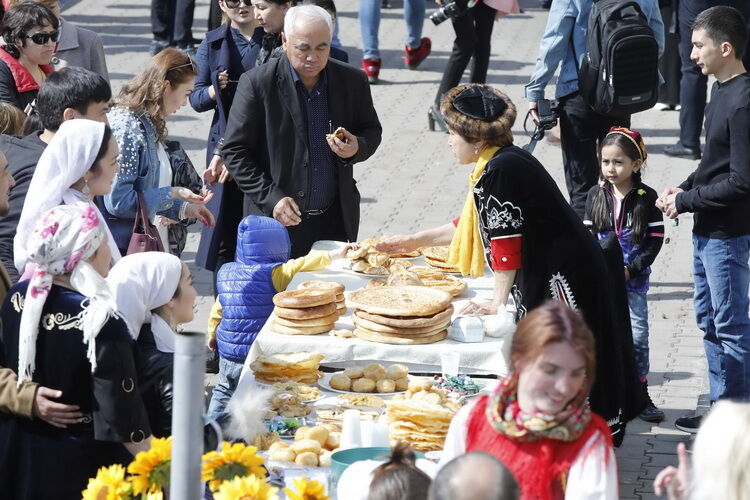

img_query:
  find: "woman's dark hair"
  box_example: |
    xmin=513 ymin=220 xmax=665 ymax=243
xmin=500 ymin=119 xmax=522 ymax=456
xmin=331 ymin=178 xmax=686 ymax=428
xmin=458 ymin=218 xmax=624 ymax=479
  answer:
xmin=367 ymin=442 xmax=431 ymax=500
xmin=1 ymin=1 xmax=58 ymax=59
xmin=590 ymin=132 xmax=648 ymax=244
xmin=88 ymin=125 xmax=113 ymax=173
xmin=306 ymin=0 xmax=336 ymax=15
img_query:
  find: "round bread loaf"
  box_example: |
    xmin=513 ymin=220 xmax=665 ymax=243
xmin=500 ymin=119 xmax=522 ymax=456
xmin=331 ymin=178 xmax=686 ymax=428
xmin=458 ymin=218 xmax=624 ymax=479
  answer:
xmin=354 ymin=328 xmax=448 ymax=345
xmin=355 ymin=306 xmax=454 ymax=328
xmin=421 ymin=246 xmax=449 ymax=262
xmin=353 ymin=313 xmax=450 ymax=335
xmin=346 ymin=286 xmax=452 ymax=317
xmin=271 ymin=321 xmax=335 ymax=335
xmin=274 ymin=311 xmax=339 ymax=328
xmin=273 ymin=289 xmax=336 ymax=308
xmin=274 ymin=302 xmax=337 ymax=320
xmin=353 ymin=322 xmax=448 ymax=340
xmin=298 ymin=280 xmax=346 ymax=296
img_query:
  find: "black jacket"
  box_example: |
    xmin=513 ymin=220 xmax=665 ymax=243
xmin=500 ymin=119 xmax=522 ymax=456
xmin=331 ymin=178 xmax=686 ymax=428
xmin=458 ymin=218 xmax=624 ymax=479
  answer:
xmin=0 ymin=133 xmax=46 ymax=282
xmin=222 ymin=55 xmax=382 ymax=242
xmin=135 ymin=325 xmax=173 ymax=438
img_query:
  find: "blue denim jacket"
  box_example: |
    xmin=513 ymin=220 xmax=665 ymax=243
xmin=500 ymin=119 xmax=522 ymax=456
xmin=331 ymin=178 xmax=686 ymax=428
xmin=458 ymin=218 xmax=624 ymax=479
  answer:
xmin=524 ymin=0 xmax=664 ymax=102
xmin=102 ymin=107 xmax=185 ymax=249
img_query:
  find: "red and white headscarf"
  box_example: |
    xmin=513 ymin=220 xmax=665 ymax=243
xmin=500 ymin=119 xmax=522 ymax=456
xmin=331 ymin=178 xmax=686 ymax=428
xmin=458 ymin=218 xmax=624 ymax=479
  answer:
xmin=17 ymin=203 xmax=119 ymax=385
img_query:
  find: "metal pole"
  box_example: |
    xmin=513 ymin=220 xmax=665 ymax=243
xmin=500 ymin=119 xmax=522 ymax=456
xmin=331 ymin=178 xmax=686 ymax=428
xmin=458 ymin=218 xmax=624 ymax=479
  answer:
xmin=170 ymin=330 xmax=206 ymax=500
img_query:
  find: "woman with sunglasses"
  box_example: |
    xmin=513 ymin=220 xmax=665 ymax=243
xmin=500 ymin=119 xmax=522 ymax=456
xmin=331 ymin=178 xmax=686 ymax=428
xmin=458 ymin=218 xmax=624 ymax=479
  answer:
xmin=0 ymin=1 xmax=58 ymax=111
xmin=191 ymin=0 xmax=263 ymax=284
xmin=102 ymin=48 xmax=215 ymax=255
xmin=9 ymin=0 xmax=108 ymax=80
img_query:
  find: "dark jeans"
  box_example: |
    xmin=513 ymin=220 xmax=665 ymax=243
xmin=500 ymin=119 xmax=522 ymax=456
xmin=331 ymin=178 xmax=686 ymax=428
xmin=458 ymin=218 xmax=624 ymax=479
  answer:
xmin=151 ymin=0 xmax=196 ymax=45
xmin=434 ymin=0 xmax=495 ymax=105
xmin=286 ymin=199 xmax=348 ymax=258
xmin=558 ymin=93 xmax=630 ymax=218
xmin=658 ymin=5 xmax=680 ymax=106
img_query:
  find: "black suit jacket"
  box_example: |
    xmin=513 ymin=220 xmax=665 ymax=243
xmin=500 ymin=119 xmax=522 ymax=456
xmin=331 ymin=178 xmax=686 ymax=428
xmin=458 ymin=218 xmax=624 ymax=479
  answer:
xmin=222 ymin=54 xmax=382 ymax=241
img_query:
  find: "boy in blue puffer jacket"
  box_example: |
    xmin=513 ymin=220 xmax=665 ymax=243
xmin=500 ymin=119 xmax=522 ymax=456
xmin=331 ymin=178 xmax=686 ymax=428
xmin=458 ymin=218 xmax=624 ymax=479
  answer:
xmin=206 ymin=215 xmax=352 ymax=420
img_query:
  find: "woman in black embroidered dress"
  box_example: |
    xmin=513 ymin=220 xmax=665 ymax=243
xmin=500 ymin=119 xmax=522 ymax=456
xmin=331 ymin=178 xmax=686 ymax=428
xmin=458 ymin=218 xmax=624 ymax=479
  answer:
xmin=379 ymin=84 xmax=642 ymax=445
xmin=0 ymin=204 xmax=152 ymax=499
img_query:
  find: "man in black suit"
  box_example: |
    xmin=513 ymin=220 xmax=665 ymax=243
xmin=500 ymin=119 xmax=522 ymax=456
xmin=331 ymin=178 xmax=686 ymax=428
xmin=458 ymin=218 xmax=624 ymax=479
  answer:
xmin=222 ymin=4 xmax=382 ymax=257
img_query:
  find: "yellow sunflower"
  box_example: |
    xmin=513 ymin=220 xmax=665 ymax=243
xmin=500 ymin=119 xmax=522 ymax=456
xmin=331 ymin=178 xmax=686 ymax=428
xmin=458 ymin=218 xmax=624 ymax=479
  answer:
xmin=127 ymin=437 xmax=172 ymax=496
xmin=213 ymin=475 xmax=279 ymax=500
xmin=202 ymin=441 xmax=267 ymax=491
xmin=283 ymin=476 xmax=330 ymax=500
xmin=81 ymin=464 xmax=132 ymax=500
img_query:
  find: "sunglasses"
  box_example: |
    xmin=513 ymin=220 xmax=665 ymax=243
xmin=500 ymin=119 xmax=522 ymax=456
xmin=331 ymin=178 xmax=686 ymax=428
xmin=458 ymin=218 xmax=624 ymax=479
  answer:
xmin=24 ymin=31 xmax=59 ymax=45
xmin=224 ymin=0 xmax=253 ymax=7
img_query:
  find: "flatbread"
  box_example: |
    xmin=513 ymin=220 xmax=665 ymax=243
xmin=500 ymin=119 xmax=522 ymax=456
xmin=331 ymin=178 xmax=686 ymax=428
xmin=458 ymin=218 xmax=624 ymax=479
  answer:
xmin=354 ymin=328 xmax=448 ymax=345
xmin=298 ymin=280 xmax=346 ymax=296
xmin=425 ymin=257 xmax=460 ymax=273
xmin=273 ymin=289 xmax=336 ymax=308
xmin=346 ymin=286 xmax=452 ymax=317
xmin=274 ymin=311 xmax=339 ymax=327
xmin=353 ymin=313 xmax=451 ymax=335
xmin=271 ymin=321 xmax=335 ymax=335
xmin=367 ymin=274 xmax=466 ymax=297
xmin=421 ymin=246 xmax=450 ymax=262
xmin=355 ymin=306 xmax=454 ymax=328
xmin=274 ymin=302 xmax=337 ymax=320
xmin=353 ymin=320 xmax=448 ymax=339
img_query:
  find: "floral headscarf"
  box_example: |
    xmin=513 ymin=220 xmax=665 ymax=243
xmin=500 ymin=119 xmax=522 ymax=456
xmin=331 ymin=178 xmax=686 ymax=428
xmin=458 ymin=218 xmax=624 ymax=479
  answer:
xmin=17 ymin=203 xmax=119 ymax=385
xmin=485 ymin=373 xmax=591 ymax=442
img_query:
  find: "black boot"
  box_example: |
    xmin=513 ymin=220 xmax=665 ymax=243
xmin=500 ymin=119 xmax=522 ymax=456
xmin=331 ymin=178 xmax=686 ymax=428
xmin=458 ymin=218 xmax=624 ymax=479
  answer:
xmin=639 ymin=381 xmax=665 ymax=423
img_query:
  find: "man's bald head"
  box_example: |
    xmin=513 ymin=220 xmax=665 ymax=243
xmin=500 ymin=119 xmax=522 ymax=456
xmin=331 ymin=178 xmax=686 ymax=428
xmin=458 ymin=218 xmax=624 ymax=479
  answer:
xmin=428 ymin=452 xmax=519 ymax=500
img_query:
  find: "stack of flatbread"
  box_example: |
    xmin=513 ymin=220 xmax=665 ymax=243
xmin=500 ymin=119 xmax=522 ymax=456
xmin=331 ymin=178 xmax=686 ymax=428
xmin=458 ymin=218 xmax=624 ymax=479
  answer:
xmin=422 ymin=246 xmax=461 ymax=274
xmin=386 ymin=378 xmax=459 ymax=452
xmin=347 ymin=239 xmax=414 ymax=275
xmin=298 ymin=280 xmax=346 ymax=316
xmin=271 ymin=288 xmax=338 ymax=335
xmin=367 ymin=266 xmax=467 ymax=297
xmin=346 ymin=286 xmax=453 ymax=345
xmin=250 ymin=351 xmax=324 ymax=384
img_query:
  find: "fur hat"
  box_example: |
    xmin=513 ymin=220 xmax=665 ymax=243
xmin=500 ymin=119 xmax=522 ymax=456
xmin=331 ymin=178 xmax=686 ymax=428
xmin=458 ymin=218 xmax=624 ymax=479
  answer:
xmin=440 ymin=84 xmax=517 ymax=147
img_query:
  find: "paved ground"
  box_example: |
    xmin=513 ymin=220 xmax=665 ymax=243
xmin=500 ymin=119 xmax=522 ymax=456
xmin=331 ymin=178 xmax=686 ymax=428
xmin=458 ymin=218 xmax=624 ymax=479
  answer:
xmin=62 ymin=0 xmax=708 ymax=497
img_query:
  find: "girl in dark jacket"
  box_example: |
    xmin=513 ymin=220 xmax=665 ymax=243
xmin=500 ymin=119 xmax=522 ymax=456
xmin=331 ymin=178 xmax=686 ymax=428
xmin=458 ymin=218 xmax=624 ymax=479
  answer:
xmin=107 ymin=252 xmax=198 ymax=437
xmin=584 ymin=127 xmax=665 ymax=424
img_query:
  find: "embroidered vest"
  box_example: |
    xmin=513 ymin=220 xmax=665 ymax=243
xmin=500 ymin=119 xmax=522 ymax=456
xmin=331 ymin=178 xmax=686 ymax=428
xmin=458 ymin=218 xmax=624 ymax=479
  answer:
xmin=465 ymin=395 xmax=612 ymax=500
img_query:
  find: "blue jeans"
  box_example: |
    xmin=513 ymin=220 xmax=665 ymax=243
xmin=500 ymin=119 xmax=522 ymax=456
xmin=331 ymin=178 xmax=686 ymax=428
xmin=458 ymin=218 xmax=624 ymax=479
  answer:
xmin=359 ymin=0 xmax=426 ymax=59
xmin=207 ymin=357 xmax=244 ymax=421
xmin=628 ymin=290 xmax=650 ymax=379
xmin=693 ymin=234 xmax=750 ymax=401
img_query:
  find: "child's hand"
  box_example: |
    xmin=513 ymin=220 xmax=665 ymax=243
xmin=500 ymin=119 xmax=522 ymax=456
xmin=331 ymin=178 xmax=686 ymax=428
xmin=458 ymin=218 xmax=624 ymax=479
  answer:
xmin=624 ymin=267 xmax=630 ymax=281
xmin=329 ymin=242 xmax=358 ymax=261
xmin=207 ymin=336 xmax=217 ymax=351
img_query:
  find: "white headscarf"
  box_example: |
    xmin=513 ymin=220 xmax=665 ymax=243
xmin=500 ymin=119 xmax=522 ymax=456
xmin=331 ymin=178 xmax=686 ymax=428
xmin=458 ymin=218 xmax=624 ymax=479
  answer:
xmin=14 ymin=119 xmax=121 ymax=275
xmin=106 ymin=252 xmax=184 ymax=353
xmin=18 ymin=203 xmax=119 ymax=385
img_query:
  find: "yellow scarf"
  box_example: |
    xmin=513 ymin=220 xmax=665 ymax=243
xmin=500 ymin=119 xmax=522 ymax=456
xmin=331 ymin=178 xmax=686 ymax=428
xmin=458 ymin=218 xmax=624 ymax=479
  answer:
xmin=448 ymin=146 xmax=501 ymax=277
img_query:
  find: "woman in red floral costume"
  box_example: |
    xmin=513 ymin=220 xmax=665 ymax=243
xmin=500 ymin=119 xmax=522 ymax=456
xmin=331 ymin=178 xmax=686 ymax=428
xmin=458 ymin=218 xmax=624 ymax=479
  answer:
xmin=440 ymin=301 xmax=617 ymax=499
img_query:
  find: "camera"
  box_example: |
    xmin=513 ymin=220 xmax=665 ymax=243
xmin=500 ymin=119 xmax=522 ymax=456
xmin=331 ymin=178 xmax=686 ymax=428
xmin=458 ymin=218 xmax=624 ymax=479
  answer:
xmin=535 ymin=99 xmax=559 ymax=131
xmin=430 ymin=1 xmax=464 ymax=25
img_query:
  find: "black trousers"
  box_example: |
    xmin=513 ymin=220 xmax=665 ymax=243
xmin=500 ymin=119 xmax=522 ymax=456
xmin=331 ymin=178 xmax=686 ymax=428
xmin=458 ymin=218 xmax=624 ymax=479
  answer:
xmin=658 ymin=5 xmax=681 ymax=107
xmin=558 ymin=93 xmax=630 ymax=218
xmin=151 ymin=0 xmax=196 ymax=45
xmin=677 ymin=1 xmax=750 ymax=149
xmin=286 ymin=200 xmax=349 ymax=258
xmin=434 ymin=1 xmax=496 ymax=105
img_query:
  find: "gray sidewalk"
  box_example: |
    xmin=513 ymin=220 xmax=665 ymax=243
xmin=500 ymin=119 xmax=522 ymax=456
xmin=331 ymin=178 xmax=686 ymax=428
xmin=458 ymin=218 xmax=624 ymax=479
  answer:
xmin=63 ymin=0 xmax=706 ymax=497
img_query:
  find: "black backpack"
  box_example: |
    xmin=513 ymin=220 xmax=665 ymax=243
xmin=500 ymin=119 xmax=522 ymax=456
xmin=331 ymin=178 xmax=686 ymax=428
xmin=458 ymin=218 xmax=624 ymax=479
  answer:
xmin=578 ymin=0 xmax=659 ymax=116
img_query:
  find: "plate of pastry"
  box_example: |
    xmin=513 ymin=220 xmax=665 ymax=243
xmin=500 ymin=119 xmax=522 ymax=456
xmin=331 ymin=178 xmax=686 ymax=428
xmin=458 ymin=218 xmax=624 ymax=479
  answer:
xmin=317 ymin=363 xmax=411 ymax=395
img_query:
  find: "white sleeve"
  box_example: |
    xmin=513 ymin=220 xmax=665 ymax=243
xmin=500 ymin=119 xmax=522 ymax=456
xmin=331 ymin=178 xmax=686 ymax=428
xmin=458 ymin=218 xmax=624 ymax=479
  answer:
xmin=437 ymin=400 xmax=475 ymax=469
xmin=564 ymin=431 xmax=618 ymax=500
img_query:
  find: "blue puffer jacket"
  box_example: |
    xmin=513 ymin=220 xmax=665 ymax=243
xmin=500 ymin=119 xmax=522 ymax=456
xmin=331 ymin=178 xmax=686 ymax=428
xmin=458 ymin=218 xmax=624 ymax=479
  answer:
xmin=216 ymin=216 xmax=290 ymax=363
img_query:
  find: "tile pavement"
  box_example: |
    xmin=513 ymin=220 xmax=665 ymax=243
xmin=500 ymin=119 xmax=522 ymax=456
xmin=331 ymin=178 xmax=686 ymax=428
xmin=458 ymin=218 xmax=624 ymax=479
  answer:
xmin=61 ymin=0 xmax=709 ymax=497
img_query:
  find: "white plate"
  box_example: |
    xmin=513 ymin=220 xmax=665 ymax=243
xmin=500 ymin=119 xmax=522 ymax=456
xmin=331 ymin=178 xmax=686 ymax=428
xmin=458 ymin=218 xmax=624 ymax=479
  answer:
xmin=253 ymin=381 xmax=325 ymax=404
xmin=317 ymin=372 xmax=407 ymax=395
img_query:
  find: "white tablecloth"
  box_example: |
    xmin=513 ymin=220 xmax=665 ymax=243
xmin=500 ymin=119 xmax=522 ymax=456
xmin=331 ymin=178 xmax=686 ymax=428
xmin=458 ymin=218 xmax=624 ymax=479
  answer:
xmin=241 ymin=241 xmax=512 ymax=377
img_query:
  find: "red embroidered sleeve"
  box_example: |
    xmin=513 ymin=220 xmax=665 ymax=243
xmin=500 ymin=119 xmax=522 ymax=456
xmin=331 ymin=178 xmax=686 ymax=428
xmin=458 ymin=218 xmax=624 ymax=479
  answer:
xmin=490 ymin=236 xmax=522 ymax=271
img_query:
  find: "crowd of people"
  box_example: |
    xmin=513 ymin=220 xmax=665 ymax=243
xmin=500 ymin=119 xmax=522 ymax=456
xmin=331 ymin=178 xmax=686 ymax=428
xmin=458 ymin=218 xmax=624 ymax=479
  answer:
xmin=0 ymin=0 xmax=746 ymax=498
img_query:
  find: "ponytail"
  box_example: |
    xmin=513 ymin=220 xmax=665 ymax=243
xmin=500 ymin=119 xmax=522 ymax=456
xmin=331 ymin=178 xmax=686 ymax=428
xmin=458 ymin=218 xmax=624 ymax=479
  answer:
xmin=368 ymin=442 xmax=431 ymax=500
